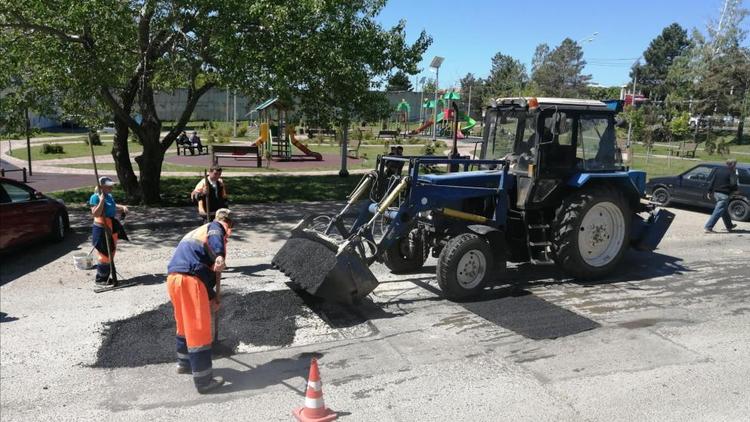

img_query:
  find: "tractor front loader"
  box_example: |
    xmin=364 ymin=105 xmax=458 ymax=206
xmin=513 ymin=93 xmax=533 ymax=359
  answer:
xmin=272 ymin=97 xmax=675 ymax=304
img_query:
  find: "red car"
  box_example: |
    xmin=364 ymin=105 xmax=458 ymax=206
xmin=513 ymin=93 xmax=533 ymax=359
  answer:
xmin=0 ymin=177 xmax=69 ymax=250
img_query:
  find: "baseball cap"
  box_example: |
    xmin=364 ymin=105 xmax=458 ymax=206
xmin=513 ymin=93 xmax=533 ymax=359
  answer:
xmin=99 ymin=176 xmax=115 ymax=187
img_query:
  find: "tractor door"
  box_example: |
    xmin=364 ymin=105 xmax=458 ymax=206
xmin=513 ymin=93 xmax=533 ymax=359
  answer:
xmin=538 ymin=111 xmax=577 ymax=177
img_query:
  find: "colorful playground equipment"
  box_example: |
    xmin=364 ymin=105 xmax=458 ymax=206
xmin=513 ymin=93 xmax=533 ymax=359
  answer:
xmin=252 ymin=97 xmax=322 ymax=161
xmin=412 ymin=90 xmax=476 ymax=137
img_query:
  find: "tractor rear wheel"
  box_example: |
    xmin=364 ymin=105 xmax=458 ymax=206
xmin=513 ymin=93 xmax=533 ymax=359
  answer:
xmin=551 ymin=186 xmax=631 ymax=280
xmin=437 ymin=233 xmax=493 ymax=301
xmin=382 ymin=229 xmax=428 ymax=273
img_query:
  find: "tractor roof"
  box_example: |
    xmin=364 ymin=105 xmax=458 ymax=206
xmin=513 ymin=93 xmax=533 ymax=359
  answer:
xmin=490 ymin=97 xmax=611 ymax=112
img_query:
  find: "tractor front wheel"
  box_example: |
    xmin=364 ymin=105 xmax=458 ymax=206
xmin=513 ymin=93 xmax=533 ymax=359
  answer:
xmin=552 ymin=186 xmax=631 ymax=280
xmin=382 ymin=229 xmax=428 ymax=273
xmin=437 ymin=233 xmax=493 ymax=301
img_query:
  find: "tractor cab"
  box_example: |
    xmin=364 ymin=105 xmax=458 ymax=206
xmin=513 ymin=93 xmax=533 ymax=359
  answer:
xmin=481 ymin=97 xmax=625 ymax=209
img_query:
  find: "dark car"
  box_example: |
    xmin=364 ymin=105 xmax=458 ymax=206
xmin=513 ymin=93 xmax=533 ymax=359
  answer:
xmin=0 ymin=177 xmax=70 ymax=250
xmin=646 ymin=162 xmax=750 ymax=221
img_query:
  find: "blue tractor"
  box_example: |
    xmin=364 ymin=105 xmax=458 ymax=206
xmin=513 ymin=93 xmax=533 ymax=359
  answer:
xmin=273 ymin=97 xmax=675 ymax=304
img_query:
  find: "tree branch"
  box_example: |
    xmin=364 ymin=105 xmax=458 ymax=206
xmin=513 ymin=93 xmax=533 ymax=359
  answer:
xmin=1 ymin=10 xmax=85 ymax=44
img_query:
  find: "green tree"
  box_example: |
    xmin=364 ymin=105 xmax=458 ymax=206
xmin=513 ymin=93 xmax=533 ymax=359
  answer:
xmin=291 ymin=10 xmax=431 ymax=176
xmin=670 ymin=111 xmax=691 ymax=141
xmin=1 ymin=1 xmax=428 ymax=202
xmin=459 ymin=73 xmax=485 ymax=120
xmin=531 ymin=38 xmax=591 ymax=97
xmin=485 ymin=52 xmax=527 ymax=98
xmin=632 ymin=23 xmax=690 ymax=101
xmin=386 ymin=70 xmax=413 ymax=91
xmin=586 ymin=86 xmax=622 ymax=100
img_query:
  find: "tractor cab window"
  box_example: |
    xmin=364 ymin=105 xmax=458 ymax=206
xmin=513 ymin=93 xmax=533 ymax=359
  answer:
xmin=576 ymin=116 xmax=620 ymax=171
xmin=485 ymin=110 xmax=520 ymax=159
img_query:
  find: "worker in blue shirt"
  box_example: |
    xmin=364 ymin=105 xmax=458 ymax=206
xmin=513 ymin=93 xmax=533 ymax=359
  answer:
xmin=89 ymin=177 xmax=129 ymax=285
xmin=166 ymin=208 xmax=234 ymax=394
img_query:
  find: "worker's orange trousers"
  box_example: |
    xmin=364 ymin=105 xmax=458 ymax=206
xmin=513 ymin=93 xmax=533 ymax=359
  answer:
xmin=166 ymin=273 xmax=214 ymax=388
xmin=93 ymin=218 xmax=118 ymax=283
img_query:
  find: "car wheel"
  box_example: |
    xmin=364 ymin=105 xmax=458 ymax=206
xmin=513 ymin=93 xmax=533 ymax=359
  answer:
xmin=651 ymin=187 xmax=671 ymax=206
xmin=728 ymin=199 xmax=750 ymax=222
xmin=51 ymin=212 xmax=67 ymax=242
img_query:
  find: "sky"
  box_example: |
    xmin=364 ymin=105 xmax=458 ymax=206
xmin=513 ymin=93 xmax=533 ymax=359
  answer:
xmin=376 ymin=0 xmax=750 ymax=89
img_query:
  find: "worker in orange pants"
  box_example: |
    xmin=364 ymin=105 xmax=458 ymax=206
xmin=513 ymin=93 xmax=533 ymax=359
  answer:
xmin=166 ymin=208 xmax=234 ymax=394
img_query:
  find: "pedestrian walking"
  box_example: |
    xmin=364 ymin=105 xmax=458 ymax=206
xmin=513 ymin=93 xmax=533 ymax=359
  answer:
xmin=89 ymin=177 xmax=129 ymax=285
xmin=704 ymin=158 xmax=739 ymax=233
xmin=166 ymin=208 xmax=234 ymax=394
xmin=191 ymin=166 xmax=229 ymax=223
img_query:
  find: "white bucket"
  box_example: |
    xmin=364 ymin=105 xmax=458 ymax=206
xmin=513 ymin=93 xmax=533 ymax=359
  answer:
xmin=73 ymin=253 xmax=94 ymax=270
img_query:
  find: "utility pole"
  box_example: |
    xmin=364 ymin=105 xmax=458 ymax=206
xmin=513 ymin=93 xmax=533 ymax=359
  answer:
xmin=225 ymin=89 xmax=229 ymax=122
xmin=626 ymin=65 xmax=638 ymax=166
xmin=430 ymin=56 xmax=444 ymax=143
xmin=24 ymin=106 xmax=32 ymax=176
xmin=467 ymin=84 xmax=473 ymax=120
xmin=232 ymin=89 xmax=237 ymax=138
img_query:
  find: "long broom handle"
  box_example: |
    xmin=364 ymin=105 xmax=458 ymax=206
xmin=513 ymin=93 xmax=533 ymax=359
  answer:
xmin=88 ymin=136 xmax=116 ymax=283
xmin=203 ymin=169 xmax=212 ymax=221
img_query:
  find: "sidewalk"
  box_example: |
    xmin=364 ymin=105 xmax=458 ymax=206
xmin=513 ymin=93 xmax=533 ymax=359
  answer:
xmin=67 ymin=201 xmax=348 ymax=231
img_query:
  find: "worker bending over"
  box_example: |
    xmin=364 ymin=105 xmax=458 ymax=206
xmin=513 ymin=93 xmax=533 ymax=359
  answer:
xmin=191 ymin=166 xmax=228 ymax=223
xmin=166 ymin=208 xmax=234 ymax=394
xmin=89 ymin=177 xmax=129 ymax=285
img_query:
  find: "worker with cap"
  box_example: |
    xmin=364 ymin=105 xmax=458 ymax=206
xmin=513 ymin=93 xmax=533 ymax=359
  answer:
xmin=191 ymin=166 xmax=228 ymax=223
xmin=166 ymin=208 xmax=234 ymax=394
xmin=89 ymin=177 xmax=129 ymax=285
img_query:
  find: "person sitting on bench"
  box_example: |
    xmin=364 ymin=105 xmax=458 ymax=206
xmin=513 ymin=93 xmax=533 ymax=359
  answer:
xmin=188 ymin=131 xmax=205 ymax=155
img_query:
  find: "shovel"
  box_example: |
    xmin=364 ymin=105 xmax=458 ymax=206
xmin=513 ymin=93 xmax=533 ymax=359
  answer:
xmin=273 ymin=176 xmax=410 ymax=304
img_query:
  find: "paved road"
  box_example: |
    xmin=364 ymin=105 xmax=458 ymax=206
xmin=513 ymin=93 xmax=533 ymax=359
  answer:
xmin=1 ymin=204 xmax=749 ymax=421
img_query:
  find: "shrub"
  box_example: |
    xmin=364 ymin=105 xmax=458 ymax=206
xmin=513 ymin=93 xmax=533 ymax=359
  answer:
xmin=237 ymin=124 xmax=248 ymax=137
xmin=422 ymin=142 xmax=436 ymax=155
xmin=643 ymin=124 xmax=669 ymax=146
xmin=669 ymin=112 xmax=691 ymax=141
xmin=85 ymin=131 xmax=102 ymax=146
xmin=41 ymin=143 xmax=64 ymax=154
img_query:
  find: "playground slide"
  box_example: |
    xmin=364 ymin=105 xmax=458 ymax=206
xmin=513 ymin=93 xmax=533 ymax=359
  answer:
xmin=252 ymin=123 xmax=270 ymax=147
xmin=288 ymin=129 xmax=323 ymax=160
xmin=412 ymin=119 xmax=433 ymax=134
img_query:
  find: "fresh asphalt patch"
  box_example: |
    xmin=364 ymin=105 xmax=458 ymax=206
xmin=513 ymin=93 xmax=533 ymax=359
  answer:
xmin=94 ymin=290 xmax=312 ymax=368
xmin=460 ymin=288 xmax=600 ymax=339
xmin=94 ymin=287 xmax=371 ymax=368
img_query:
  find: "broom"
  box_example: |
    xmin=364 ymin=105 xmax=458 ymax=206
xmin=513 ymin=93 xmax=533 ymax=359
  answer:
xmin=88 ymin=133 xmax=117 ymax=287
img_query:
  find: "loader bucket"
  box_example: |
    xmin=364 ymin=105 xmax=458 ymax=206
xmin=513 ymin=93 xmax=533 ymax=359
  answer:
xmin=272 ymin=222 xmax=379 ymax=304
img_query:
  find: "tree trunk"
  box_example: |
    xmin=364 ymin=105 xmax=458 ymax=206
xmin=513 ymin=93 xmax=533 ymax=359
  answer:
xmin=135 ymin=134 xmax=164 ymax=205
xmin=339 ymin=122 xmax=349 ymax=177
xmin=112 ymin=117 xmax=141 ymax=202
xmin=737 ymin=119 xmax=744 ymax=145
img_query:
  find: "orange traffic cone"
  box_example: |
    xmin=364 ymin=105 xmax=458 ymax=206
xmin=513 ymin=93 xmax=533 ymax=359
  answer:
xmin=293 ymin=358 xmax=338 ymax=422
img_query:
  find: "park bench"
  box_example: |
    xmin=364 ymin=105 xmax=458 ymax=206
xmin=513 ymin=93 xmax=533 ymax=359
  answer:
xmin=307 ymin=128 xmax=336 ymax=138
xmin=176 ymin=142 xmax=208 ymax=156
xmin=377 ymin=130 xmax=398 ymax=140
xmin=210 ymin=144 xmax=262 ymax=168
xmin=347 ymin=137 xmax=362 ymax=158
xmin=670 ymin=141 xmax=698 ymax=158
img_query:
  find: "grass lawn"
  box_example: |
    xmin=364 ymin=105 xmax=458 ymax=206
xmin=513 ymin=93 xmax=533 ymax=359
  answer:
xmin=7 ymin=139 xmax=139 ymax=161
xmin=49 ymin=175 xmax=362 ymax=206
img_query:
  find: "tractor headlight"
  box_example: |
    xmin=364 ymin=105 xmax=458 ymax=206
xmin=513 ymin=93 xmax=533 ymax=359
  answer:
xmin=532 ymin=179 xmax=559 ymax=202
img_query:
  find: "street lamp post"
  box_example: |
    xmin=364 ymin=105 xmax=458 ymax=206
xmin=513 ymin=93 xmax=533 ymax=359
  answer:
xmin=418 ymin=76 xmax=426 ymax=125
xmin=576 ymin=32 xmax=598 ymax=92
xmin=430 ymin=56 xmax=444 ymax=143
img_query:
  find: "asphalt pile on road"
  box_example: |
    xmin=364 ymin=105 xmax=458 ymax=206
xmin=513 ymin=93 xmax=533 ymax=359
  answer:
xmin=93 ymin=290 xmax=309 ymax=368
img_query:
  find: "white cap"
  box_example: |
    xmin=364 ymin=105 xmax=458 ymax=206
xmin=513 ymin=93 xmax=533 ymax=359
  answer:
xmin=99 ymin=177 xmax=115 ymax=187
